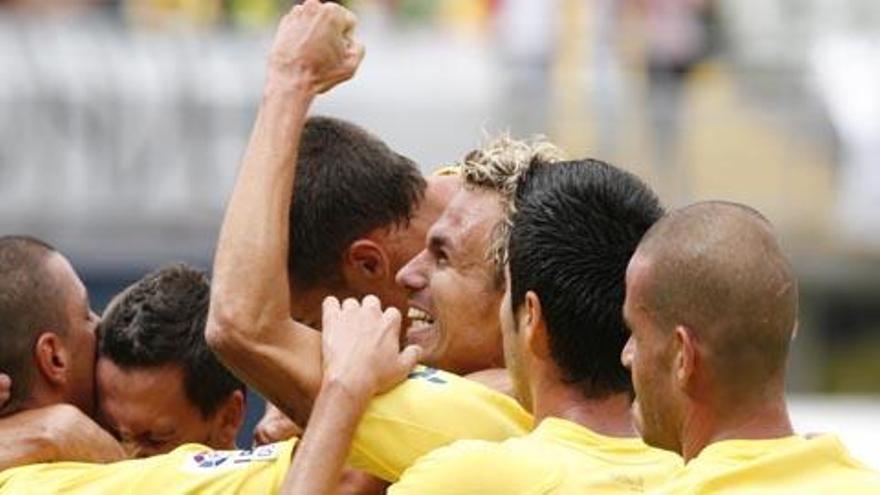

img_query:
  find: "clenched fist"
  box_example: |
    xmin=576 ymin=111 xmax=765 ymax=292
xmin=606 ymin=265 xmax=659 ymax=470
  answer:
xmin=268 ymin=0 xmax=365 ymax=95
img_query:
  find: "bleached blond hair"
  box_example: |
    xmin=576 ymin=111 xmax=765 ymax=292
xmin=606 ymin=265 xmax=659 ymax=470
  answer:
xmin=457 ymin=134 xmax=565 ymax=284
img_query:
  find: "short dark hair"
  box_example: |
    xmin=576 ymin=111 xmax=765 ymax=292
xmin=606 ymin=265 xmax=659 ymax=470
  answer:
xmin=99 ymin=264 xmax=244 ymax=418
xmin=635 ymin=201 xmax=797 ymax=397
xmin=508 ymin=160 xmax=664 ymax=398
xmin=0 ymin=235 xmax=65 ymax=416
xmin=289 ymin=116 xmax=426 ymax=289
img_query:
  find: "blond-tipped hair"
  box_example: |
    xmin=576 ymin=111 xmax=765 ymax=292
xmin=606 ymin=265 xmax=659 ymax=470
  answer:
xmin=457 ymin=134 xmax=565 ymax=282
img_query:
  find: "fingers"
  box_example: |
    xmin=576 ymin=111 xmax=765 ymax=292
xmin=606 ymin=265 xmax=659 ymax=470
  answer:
xmin=361 ymin=294 xmax=380 ymax=310
xmin=341 ymin=297 xmax=359 ymax=311
xmin=330 ymin=3 xmax=358 ymax=36
xmin=346 ymin=42 xmax=366 ymax=71
xmin=382 ymin=306 xmax=402 ymax=337
xmin=398 ymin=345 xmax=422 ymax=372
xmin=322 ymin=296 xmax=341 ymax=316
xmin=321 ymin=296 xmax=341 ymax=330
xmin=302 ymin=0 xmax=321 ymax=10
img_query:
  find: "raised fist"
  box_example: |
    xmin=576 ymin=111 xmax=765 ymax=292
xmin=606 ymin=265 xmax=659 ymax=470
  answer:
xmin=268 ymin=0 xmax=365 ymax=95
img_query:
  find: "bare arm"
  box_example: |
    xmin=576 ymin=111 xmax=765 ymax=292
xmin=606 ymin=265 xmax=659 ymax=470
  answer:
xmin=0 ymin=404 xmax=125 ymax=471
xmin=282 ymin=296 xmax=421 ymax=495
xmin=206 ymin=0 xmax=364 ymax=426
xmin=254 ymin=403 xmax=303 ymax=446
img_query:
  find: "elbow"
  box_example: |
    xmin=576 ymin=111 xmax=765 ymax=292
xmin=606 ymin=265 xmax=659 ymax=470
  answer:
xmin=205 ymin=305 xmax=250 ymax=359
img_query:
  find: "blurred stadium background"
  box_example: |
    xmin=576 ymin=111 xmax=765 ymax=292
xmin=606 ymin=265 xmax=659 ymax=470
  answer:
xmin=0 ymin=0 xmax=878 ymax=467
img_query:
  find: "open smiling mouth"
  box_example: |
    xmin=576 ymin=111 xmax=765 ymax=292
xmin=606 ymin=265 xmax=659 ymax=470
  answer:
xmin=405 ymin=307 xmax=438 ymax=349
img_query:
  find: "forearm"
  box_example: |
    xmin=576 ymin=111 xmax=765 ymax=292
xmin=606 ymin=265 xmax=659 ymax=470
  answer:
xmin=207 ymin=77 xmax=321 ymax=422
xmin=0 ymin=414 xmax=55 ymax=471
xmin=209 ymin=0 xmax=365 ymax=431
xmin=0 ymin=404 xmax=126 ymax=470
xmin=218 ymin=323 xmax=321 ymax=426
xmin=209 ymin=79 xmax=312 ymax=342
xmin=282 ymin=380 xmax=371 ymax=495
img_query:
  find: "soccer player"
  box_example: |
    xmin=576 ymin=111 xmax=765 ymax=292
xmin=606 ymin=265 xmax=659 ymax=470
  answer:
xmin=252 ymin=116 xmax=458 ymax=446
xmin=97 ymin=264 xmax=246 ymax=458
xmin=282 ymin=159 xmax=685 ymax=494
xmin=621 ymin=201 xmax=880 ymax=492
xmin=394 ymin=138 xmax=563 ymax=378
xmin=0 ymin=3 xmax=360 ymax=491
xmin=0 ymin=236 xmax=125 ymax=470
xmin=208 ymin=0 xmax=564 ymax=479
xmin=0 ymin=2 xmax=519 ymax=492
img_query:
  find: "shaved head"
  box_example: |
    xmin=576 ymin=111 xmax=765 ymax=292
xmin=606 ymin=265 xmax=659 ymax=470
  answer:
xmin=632 ymin=201 xmax=798 ymax=402
xmin=0 ymin=236 xmax=65 ymax=415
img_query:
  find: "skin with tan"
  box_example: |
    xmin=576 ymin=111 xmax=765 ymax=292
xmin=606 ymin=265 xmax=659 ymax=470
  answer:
xmin=0 ymin=251 xmax=125 ymax=468
xmin=32 ymin=253 xmax=100 ymax=418
xmin=397 ymin=187 xmax=506 ymax=375
xmin=621 ymin=202 xmax=796 ymax=461
xmin=96 ymin=358 xmax=244 ymax=458
xmin=253 ymin=174 xmax=466 ymax=447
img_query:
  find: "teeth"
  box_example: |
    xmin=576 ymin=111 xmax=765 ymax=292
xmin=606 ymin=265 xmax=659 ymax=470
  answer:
xmin=407 ymin=307 xmax=434 ymax=323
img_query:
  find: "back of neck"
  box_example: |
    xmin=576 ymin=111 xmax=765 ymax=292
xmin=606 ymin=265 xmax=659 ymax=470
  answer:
xmin=534 ymin=381 xmax=636 ymax=438
xmin=682 ymin=395 xmax=793 ymax=462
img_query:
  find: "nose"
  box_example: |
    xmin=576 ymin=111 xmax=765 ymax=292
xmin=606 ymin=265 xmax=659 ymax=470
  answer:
xmin=621 ymin=336 xmax=634 ymax=370
xmin=395 ymin=249 xmax=429 ymax=291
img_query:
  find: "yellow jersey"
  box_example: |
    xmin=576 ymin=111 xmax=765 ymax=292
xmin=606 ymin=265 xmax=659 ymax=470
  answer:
xmin=348 ymin=365 xmax=533 ymax=481
xmin=389 ymin=417 xmax=683 ymax=494
xmin=653 ymin=435 xmax=880 ymax=494
xmin=0 ymin=367 xmax=532 ymax=492
xmin=0 ymin=440 xmax=296 ymax=494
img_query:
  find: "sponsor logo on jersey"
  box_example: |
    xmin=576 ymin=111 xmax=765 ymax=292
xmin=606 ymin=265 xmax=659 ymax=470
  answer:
xmin=183 ymin=443 xmax=282 ymax=472
xmin=408 ymin=367 xmax=447 ymax=384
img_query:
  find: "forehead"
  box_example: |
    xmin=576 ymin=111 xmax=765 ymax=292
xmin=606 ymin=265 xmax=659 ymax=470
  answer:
xmin=424 ymin=175 xmax=461 ymax=210
xmin=98 ymin=359 xmax=194 ymax=419
xmin=429 ymin=188 xmax=503 ymax=253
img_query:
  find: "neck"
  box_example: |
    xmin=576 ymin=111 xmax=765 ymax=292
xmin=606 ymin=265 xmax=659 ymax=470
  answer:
xmin=681 ymin=393 xmax=793 ymax=462
xmin=17 ymin=385 xmax=65 ymax=416
xmin=532 ymin=378 xmax=636 ymax=438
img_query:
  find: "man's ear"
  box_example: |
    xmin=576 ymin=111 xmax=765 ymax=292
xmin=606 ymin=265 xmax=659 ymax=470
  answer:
xmin=34 ymin=332 xmax=70 ymax=388
xmin=343 ymin=239 xmax=390 ymax=283
xmin=673 ymin=325 xmax=698 ymax=395
xmin=523 ymin=291 xmax=551 ymax=361
xmin=211 ymin=389 xmax=246 ymax=449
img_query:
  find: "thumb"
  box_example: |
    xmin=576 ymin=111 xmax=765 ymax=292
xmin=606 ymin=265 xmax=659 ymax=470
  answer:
xmin=397 ymin=345 xmax=422 ymax=374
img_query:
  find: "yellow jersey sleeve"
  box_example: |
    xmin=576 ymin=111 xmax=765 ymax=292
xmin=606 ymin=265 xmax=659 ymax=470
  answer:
xmin=388 ymin=439 xmax=563 ymax=495
xmin=0 ymin=439 xmax=296 ymax=494
xmin=348 ymin=366 xmax=533 ymax=482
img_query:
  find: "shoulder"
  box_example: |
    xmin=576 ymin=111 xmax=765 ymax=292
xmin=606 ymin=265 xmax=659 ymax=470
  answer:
xmin=390 ymin=439 xmax=561 ymax=495
xmin=349 ymin=367 xmax=532 ymax=482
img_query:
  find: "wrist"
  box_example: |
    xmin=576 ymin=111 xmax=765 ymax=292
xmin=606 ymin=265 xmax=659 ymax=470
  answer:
xmin=264 ymin=61 xmax=320 ymax=100
xmin=319 ymin=375 xmax=374 ymax=413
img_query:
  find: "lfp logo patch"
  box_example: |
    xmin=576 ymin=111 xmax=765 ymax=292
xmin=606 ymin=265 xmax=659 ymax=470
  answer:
xmin=408 ymin=367 xmax=447 ymax=385
xmin=183 ymin=443 xmax=283 ymax=473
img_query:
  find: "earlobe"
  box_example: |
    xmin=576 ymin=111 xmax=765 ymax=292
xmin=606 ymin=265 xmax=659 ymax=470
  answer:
xmin=214 ymin=390 xmax=246 ymax=448
xmin=34 ymin=333 xmax=68 ymax=388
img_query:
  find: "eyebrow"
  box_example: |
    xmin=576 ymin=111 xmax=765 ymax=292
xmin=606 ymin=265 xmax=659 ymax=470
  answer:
xmin=428 ymin=231 xmax=453 ymax=253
